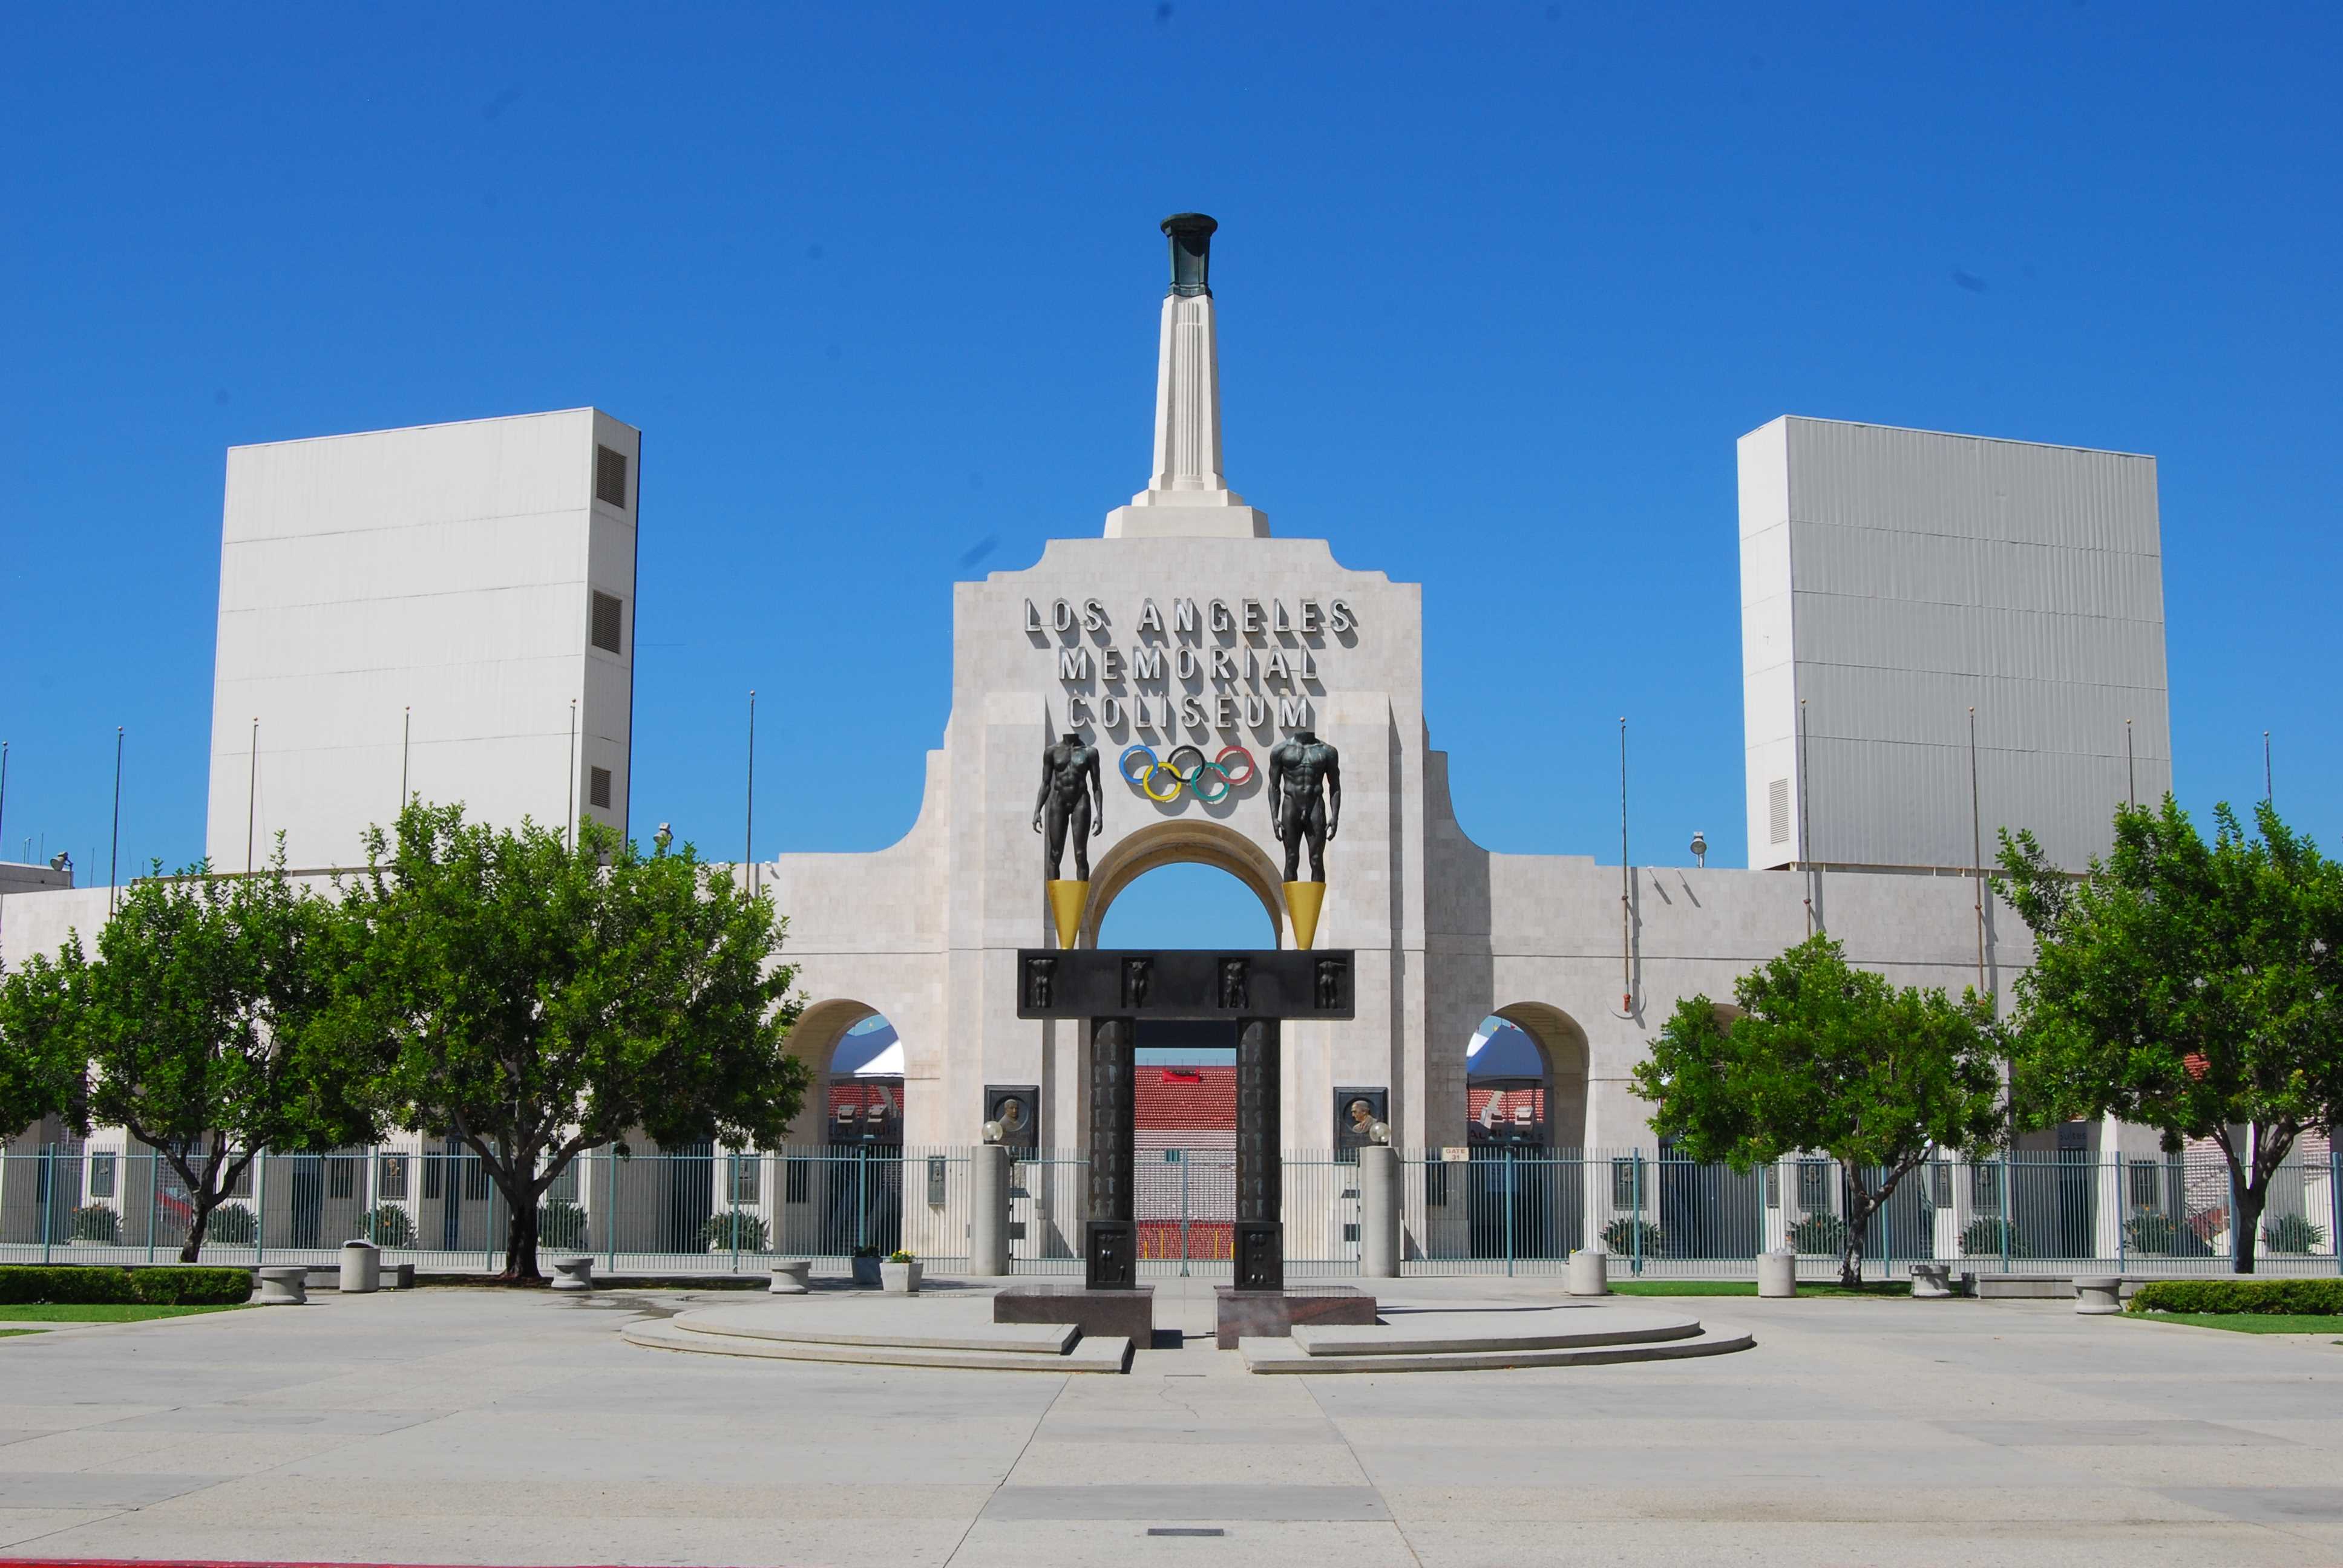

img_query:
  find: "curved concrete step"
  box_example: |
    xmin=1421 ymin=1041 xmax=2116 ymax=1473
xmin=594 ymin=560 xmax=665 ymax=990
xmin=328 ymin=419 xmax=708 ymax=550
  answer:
xmin=675 ymin=1307 xmax=1078 ymax=1354
xmin=1292 ymin=1312 xmax=1704 ymax=1357
xmin=622 ymin=1316 xmax=1132 ymax=1373
xmin=1241 ymin=1327 xmax=1755 ymax=1374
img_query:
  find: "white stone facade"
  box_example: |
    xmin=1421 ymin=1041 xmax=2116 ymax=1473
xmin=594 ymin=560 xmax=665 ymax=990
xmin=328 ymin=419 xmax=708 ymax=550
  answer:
xmin=205 ymin=408 xmax=641 ymax=872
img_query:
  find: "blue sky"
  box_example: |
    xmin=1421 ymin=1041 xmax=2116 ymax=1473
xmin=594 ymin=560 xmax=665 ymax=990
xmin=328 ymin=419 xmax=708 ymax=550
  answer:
xmin=5 ymin=6 xmax=2338 ymax=953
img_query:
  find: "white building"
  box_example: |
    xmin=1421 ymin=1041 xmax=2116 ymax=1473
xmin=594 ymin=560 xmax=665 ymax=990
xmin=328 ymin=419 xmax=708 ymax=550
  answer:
xmin=4 ymin=216 xmax=2227 ymax=1269
xmin=205 ymin=408 xmax=641 ymax=871
xmin=1739 ymin=416 xmax=2171 ymax=874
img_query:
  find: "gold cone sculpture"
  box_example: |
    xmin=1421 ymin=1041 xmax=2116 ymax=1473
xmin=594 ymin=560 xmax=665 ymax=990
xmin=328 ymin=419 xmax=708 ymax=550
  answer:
xmin=1283 ymin=881 xmax=1326 ymax=952
xmin=1047 ymin=880 xmax=1089 ymax=950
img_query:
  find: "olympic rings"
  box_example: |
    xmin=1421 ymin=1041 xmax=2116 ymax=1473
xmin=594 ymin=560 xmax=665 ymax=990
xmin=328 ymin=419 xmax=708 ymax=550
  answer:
xmin=1115 ymin=743 xmax=1258 ymax=803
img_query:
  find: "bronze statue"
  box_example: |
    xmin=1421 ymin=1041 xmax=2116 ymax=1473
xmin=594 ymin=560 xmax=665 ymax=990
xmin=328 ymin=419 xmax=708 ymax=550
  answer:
xmin=1032 ymin=731 xmax=1103 ymax=881
xmin=1268 ymin=729 xmax=1341 ymax=883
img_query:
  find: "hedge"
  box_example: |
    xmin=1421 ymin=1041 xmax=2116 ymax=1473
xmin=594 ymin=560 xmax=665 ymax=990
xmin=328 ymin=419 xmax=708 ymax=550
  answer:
xmin=2128 ymin=1278 xmax=2343 ymax=1316
xmin=0 ymin=1266 xmax=254 ymax=1306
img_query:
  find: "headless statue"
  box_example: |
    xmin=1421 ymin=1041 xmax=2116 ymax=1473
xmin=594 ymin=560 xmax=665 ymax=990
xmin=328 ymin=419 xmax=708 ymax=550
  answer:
xmin=1032 ymin=732 xmax=1103 ymax=881
xmin=1267 ymin=728 xmax=1342 ymax=882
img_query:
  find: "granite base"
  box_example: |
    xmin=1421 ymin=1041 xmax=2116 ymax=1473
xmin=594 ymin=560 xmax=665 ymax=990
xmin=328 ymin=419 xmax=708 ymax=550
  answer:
xmin=992 ymin=1282 xmax=1156 ymax=1344
xmin=1214 ymin=1285 xmax=1377 ymax=1350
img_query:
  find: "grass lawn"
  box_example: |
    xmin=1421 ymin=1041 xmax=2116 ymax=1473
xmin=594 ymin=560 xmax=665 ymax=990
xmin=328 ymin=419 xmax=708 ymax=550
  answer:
xmin=0 ymin=1303 xmax=247 ymax=1324
xmin=1611 ymin=1279 xmax=1912 ymax=1299
xmin=2125 ymin=1312 xmax=2343 ymax=1336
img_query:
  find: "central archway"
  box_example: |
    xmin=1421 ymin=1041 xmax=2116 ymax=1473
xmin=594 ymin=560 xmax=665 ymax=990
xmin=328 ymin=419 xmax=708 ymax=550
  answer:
xmin=1077 ymin=818 xmax=1288 ymax=949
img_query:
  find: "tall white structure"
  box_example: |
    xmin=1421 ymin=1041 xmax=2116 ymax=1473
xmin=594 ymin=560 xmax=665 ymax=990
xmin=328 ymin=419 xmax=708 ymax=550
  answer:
xmin=1739 ymin=416 xmax=2171 ymax=874
xmin=1103 ymin=214 xmax=1269 ymax=541
xmin=205 ymin=408 xmax=641 ymax=871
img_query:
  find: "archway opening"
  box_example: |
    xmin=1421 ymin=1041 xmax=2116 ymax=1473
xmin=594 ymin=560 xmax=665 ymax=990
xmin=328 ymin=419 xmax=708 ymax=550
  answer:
xmin=1093 ymin=857 xmax=1275 ymax=1266
xmin=1454 ymin=1004 xmax=1593 ymax=1260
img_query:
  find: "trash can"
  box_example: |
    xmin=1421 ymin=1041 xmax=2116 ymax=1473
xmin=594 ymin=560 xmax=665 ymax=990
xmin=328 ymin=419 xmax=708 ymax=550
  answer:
xmin=339 ymin=1239 xmax=382 ymax=1295
xmin=1757 ymin=1247 xmax=1798 ymax=1298
xmin=1566 ymin=1244 xmax=1611 ymax=1296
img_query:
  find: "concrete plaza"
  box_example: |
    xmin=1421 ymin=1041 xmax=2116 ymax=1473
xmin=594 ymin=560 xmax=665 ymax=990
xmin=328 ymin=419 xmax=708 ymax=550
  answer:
xmin=1 ymin=1278 xmax=2339 ymax=1567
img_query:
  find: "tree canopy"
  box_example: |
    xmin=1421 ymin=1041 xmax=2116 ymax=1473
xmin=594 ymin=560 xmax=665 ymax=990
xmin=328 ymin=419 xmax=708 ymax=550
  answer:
xmin=1997 ymin=797 xmax=2343 ymax=1273
xmin=335 ymin=802 xmax=810 ymax=1281
xmin=0 ymin=852 xmax=375 ymax=1259
xmin=1633 ymin=935 xmax=2004 ymax=1284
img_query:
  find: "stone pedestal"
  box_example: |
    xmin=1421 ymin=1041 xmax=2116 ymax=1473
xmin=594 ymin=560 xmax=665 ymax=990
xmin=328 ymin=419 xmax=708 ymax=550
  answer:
xmin=971 ymin=1142 xmax=1012 ymax=1276
xmin=255 ymin=1267 xmax=307 ymax=1305
xmin=1909 ymin=1262 xmax=1954 ymax=1299
xmin=1358 ymin=1145 xmax=1400 ymax=1278
xmin=1214 ymin=1285 xmax=1377 ymax=1350
xmin=2074 ymin=1275 xmax=2123 ymax=1315
xmin=550 ymin=1258 xmax=594 ymax=1292
xmin=994 ymin=1281 xmax=1156 ymax=1344
xmin=768 ymin=1259 xmax=811 ymax=1294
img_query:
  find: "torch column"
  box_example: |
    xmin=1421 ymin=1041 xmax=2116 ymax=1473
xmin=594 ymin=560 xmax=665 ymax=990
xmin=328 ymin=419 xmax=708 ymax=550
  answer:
xmin=1084 ymin=1015 xmax=1137 ymax=1290
xmin=1233 ymin=1016 xmax=1284 ymax=1291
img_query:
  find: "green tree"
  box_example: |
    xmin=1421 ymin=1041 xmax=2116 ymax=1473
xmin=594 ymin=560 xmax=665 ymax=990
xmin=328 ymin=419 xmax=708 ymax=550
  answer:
xmin=0 ymin=853 xmax=374 ymax=1261
xmin=1632 ymin=936 xmax=2004 ymax=1285
xmin=0 ymin=960 xmax=85 ymax=1140
xmin=1997 ymin=798 xmax=2343 ymax=1274
xmin=336 ymin=802 xmax=808 ymax=1283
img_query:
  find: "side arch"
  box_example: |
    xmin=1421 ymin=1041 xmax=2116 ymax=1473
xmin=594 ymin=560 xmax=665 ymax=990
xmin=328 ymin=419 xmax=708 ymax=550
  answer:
xmin=1484 ymin=1002 xmax=1591 ymax=1149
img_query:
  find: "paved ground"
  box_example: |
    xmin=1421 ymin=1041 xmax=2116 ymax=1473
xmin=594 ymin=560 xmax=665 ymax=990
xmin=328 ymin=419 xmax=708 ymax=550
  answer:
xmin=2 ymin=1275 xmax=2339 ymax=1567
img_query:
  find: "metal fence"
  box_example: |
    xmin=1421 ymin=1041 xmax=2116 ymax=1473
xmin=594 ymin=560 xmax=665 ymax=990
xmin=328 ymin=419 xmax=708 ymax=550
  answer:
xmin=3 ymin=1141 xmax=2335 ymax=1281
xmin=1399 ymin=1146 xmax=2343 ymax=1279
xmin=0 ymin=1143 xmax=973 ymax=1277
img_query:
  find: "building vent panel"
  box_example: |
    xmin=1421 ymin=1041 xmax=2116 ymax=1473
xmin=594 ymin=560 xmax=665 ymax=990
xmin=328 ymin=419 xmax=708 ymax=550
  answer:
xmin=588 ymin=766 xmax=613 ymax=810
xmin=595 ymin=445 xmax=629 ymax=508
xmin=1768 ymin=778 xmax=1791 ymax=845
xmin=591 ymin=592 xmax=624 ymax=655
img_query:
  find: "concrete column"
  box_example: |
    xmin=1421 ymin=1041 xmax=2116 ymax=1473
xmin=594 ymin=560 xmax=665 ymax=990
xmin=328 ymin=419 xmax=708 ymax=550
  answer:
xmin=1358 ymin=1144 xmax=1400 ymax=1277
xmin=970 ymin=1142 xmax=1012 ymax=1277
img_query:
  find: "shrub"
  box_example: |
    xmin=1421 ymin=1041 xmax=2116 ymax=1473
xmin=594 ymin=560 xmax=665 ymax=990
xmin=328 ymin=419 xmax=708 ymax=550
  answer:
xmin=700 ymin=1209 xmax=768 ymax=1253
xmin=0 ymin=1266 xmax=250 ymax=1305
xmin=1960 ymin=1215 xmax=2019 ymax=1258
xmin=2261 ymin=1213 xmax=2328 ymax=1255
xmin=537 ymin=1199 xmax=589 ymax=1251
xmin=2124 ymin=1210 xmax=2214 ymax=1258
xmin=132 ymin=1267 xmax=253 ymax=1305
xmin=361 ymin=1204 xmax=416 ymax=1249
xmin=1601 ymin=1218 xmax=1663 ymax=1258
xmin=2128 ymin=1279 xmax=2343 ymax=1316
xmin=205 ymin=1203 xmax=257 ymax=1245
xmin=71 ymin=1205 xmax=120 ymax=1244
xmin=1789 ymin=1211 xmax=1847 ymax=1255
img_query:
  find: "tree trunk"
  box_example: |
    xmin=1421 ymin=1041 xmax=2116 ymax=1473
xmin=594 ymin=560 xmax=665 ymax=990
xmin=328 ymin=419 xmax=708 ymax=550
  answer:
xmin=179 ymin=1200 xmax=211 ymax=1264
xmin=500 ymin=1185 xmax=543 ymax=1284
xmin=2230 ymin=1180 xmax=2266 ymax=1276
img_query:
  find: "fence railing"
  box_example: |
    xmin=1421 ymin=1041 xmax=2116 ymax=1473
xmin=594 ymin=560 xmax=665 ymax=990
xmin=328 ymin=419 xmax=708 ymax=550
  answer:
xmin=2 ymin=1142 xmax=2335 ymax=1280
xmin=1397 ymin=1146 xmax=2343 ymax=1279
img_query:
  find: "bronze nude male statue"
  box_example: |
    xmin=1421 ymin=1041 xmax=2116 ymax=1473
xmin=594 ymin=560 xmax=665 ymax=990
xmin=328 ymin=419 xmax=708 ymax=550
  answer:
xmin=1033 ymin=731 xmax=1103 ymax=881
xmin=1267 ymin=728 xmax=1341 ymax=883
